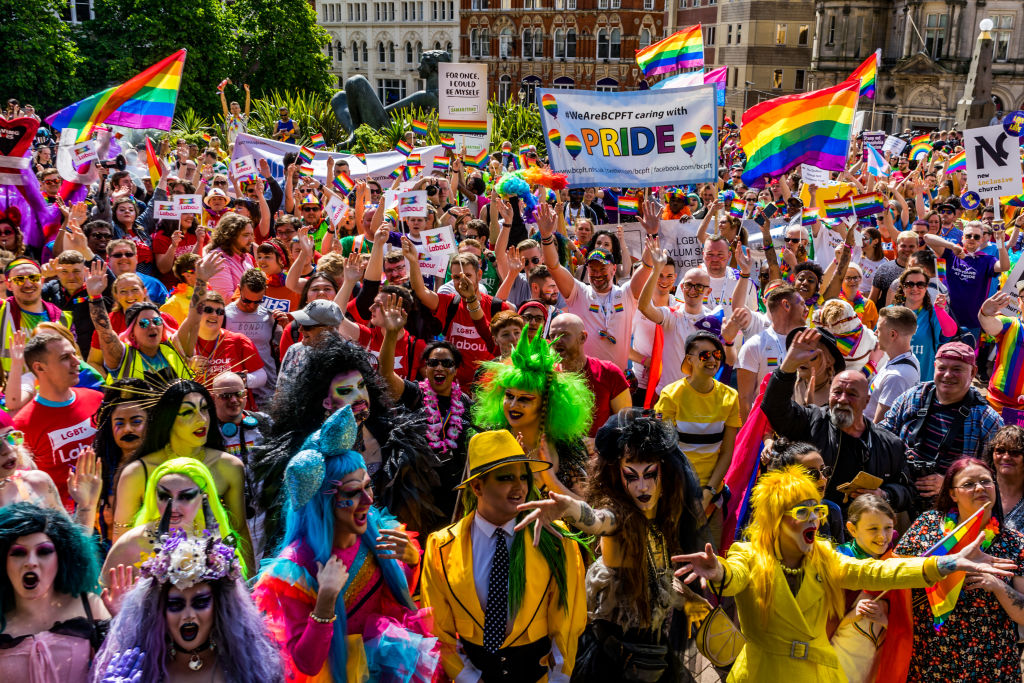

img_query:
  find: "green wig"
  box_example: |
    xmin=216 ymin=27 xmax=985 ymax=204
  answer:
xmin=472 ymin=332 xmax=594 ymax=443
xmin=134 ymin=457 xmax=250 ymax=577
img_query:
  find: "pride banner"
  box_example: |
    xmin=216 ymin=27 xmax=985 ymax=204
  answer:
xmin=538 ymin=85 xmax=718 ymax=189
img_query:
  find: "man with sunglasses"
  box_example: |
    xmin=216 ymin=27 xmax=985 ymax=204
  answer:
xmin=225 ymin=269 xmax=285 ymax=409
xmin=495 ymin=237 xmax=561 ymax=308
xmin=0 ymin=258 xmax=72 ymax=375
xmin=934 ymin=200 xmax=963 ymax=243
xmin=763 ymin=328 xmax=913 ymax=514
xmin=36 ymin=168 xmax=62 ymax=202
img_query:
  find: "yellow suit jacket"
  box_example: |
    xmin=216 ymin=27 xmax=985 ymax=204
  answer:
xmin=420 ymin=512 xmax=587 ymax=682
xmin=721 ymin=542 xmax=942 ymax=683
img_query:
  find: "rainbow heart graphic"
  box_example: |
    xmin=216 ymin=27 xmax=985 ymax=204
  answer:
xmin=699 ymin=125 xmax=713 ymax=143
xmin=565 ymin=134 xmax=583 ymax=160
xmin=548 ymin=129 xmax=562 ymax=147
xmin=679 ymin=131 xmax=697 ymax=156
xmin=541 ymin=94 xmax=558 ymax=119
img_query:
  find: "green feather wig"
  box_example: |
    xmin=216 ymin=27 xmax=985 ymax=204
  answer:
xmin=472 ymin=332 xmax=594 ymax=443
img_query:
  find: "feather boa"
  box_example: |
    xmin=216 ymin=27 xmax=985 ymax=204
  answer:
xmin=420 ymin=380 xmax=465 ymax=453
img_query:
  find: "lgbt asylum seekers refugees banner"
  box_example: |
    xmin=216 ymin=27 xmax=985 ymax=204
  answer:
xmin=538 ymin=85 xmax=718 ymax=189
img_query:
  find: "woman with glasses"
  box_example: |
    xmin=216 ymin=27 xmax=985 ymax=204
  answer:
xmin=765 ymin=438 xmax=843 ymax=542
xmin=893 ymin=267 xmax=956 ymax=382
xmin=894 ymin=457 xmax=1024 ymax=682
xmin=673 ymin=464 xmax=1016 ymax=683
xmin=838 ymin=263 xmax=878 ymax=329
xmin=0 ymin=209 xmax=27 ymax=259
xmin=106 ymin=195 xmax=157 ymax=277
xmin=654 ymin=331 xmax=740 ymax=548
xmin=190 ymin=291 xmax=265 ymax=409
xmin=985 ymin=426 xmax=1024 ymax=532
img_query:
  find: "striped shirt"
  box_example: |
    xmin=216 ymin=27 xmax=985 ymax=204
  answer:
xmin=654 ymin=378 xmax=741 ymax=487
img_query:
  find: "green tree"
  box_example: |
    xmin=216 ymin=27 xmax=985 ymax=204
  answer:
xmin=76 ymin=0 xmax=239 ymax=117
xmin=0 ymin=0 xmax=83 ymax=113
xmin=229 ymin=0 xmax=334 ymax=99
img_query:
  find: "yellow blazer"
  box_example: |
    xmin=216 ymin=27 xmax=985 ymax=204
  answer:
xmin=721 ymin=542 xmax=942 ymax=683
xmin=420 ymin=512 xmax=587 ymax=682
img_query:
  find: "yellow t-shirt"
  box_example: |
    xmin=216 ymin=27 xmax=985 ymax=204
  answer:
xmin=654 ymin=378 xmax=741 ymax=486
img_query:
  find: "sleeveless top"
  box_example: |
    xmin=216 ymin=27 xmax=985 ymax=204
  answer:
xmin=0 ymin=594 xmax=107 ymax=683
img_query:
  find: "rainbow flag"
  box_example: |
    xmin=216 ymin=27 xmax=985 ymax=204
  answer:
xmin=390 ymin=167 xmax=403 ymax=180
xmin=310 ymin=132 xmax=325 ymax=148
xmin=298 ymin=145 xmax=316 ymax=164
xmin=439 ymin=119 xmax=488 ymax=136
xmin=410 ymin=119 xmax=428 ymax=136
xmin=407 ymin=152 xmax=421 ymax=166
xmin=740 ymin=81 xmax=859 ymax=188
xmin=402 ymin=165 xmax=421 ymax=180
xmin=852 ymin=191 xmax=885 ymax=217
xmin=728 ymin=198 xmax=746 ymax=218
xmin=467 ymin=149 xmax=489 ymax=168
xmin=801 ymin=207 xmax=820 ymax=226
xmin=433 ymin=157 xmax=450 ymax=171
xmin=909 ymin=134 xmax=931 ymax=161
xmin=635 ymin=24 xmax=704 ymax=77
xmin=619 ymin=196 xmax=639 ymax=215
xmin=201 ymin=131 xmax=211 ymax=144
xmin=823 ymin=196 xmax=855 ymax=219
xmin=46 ymin=49 xmax=187 ymax=142
xmin=333 ymin=172 xmax=355 ymax=194
xmin=144 ymin=137 xmax=162 ymax=186
xmin=847 ymin=49 xmax=879 ymax=99
xmin=298 ymin=165 xmax=315 ymax=177
xmin=936 ymin=258 xmax=948 ymax=286
xmin=922 ymin=506 xmax=987 ymax=629
xmin=440 ymin=135 xmax=455 ymax=150
xmin=395 ymin=139 xmax=413 ymax=156
xmin=946 ymin=150 xmax=966 ymax=174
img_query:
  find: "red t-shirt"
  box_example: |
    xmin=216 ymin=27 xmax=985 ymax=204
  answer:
xmin=152 ymin=231 xmax=199 ymax=288
xmin=356 ymin=324 xmax=425 ymax=381
xmin=582 ymin=356 xmax=630 ymax=437
xmin=432 ymin=292 xmax=510 ymax=387
xmin=90 ymin=309 xmax=178 ymax=352
xmin=123 ymin=230 xmax=154 ymax=266
xmin=194 ymin=330 xmax=264 ymax=408
xmin=13 ymin=388 xmax=104 ymax=510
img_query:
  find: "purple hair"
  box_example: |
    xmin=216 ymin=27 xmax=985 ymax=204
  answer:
xmin=91 ymin=576 xmax=283 ymax=682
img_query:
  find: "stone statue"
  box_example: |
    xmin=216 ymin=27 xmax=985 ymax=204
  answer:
xmin=332 ymin=50 xmax=451 ymax=146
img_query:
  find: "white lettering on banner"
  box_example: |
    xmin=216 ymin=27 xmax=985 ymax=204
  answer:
xmin=538 ymin=85 xmax=718 ymax=189
xmin=369 ymin=348 xmax=404 ymax=370
xmin=965 ymin=123 xmax=1024 ymax=198
xmin=450 ymin=322 xmax=481 ymax=340
xmin=48 ymin=418 xmax=96 ymax=463
xmin=261 ymin=296 xmax=290 ymax=312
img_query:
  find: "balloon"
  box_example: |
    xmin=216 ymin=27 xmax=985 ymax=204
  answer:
xmin=541 ymin=94 xmax=558 ymax=119
xmin=699 ymin=124 xmax=714 ymax=143
xmin=679 ymin=132 xmax=697 ymax=157
xmin=1003 ymin=110 xmax=1024 ymax=138
xmin=565 ymin=134 xmax=583 ymax=160
xmin=547 ymin=129 xmax=562 ymax=148
xmin=960 ymin=191 xmax=981 ymax=210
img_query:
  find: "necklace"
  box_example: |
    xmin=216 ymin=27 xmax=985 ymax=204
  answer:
xmin=942 ymin=511 xmax=999 ymax=549
xmin=780 ymin=563 xmax=804 ymax=576
xmin=170 ymin=638 xmax=215 ymax=671
xmin=421 ymin=379 xmax=465 ymax=455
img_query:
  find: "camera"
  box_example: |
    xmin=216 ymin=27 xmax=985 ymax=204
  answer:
xmin=426 ymin=184 xmax=439 ymax=196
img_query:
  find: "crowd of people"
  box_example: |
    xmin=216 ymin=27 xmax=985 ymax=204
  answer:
xmin=3 ymin=92 xmax=1024 ymax=682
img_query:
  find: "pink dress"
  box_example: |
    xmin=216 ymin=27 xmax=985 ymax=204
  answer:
xmin=0 ymin=597 xmax=100 ymax=683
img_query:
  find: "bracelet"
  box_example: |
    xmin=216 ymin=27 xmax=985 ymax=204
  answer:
xmin=542 ymin=236 xmax=555 ymax=245
xmin=88 ymin=293 xmax=103 ymax=302
xmin=641 ymin=260 xmax=653 ymax=268
xmin=325 ymin=228 xmax=336 ymax=234
xmin=464 ymin=296 xmax=479 ymax=305
xmin=739 ymin=272 xmax=750 ymax=279
xmin=309 ymin=611 xmax=337 ymax=625
xmin=723 ymin=341 xmax=734 ymax=346
xmin=466 ymin=304 xmax=482 ymax=314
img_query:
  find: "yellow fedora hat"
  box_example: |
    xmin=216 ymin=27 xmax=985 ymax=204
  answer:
xmin=457 ymin=430 xmax=552 ymax=489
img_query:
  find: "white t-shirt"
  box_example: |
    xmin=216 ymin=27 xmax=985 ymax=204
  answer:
xmin=675 ymin=268 xmax=746 ymax=316
xmin=225 ymin=303 xmax=279 ymax=405
xmin=865 ymin=351 xmax=921 ymax=419
xmin=812 ymin=224 xmax=862 ymax=268
xmin=737 ymin=327 xmax=789 ymax=386
xmin=565 ymin=280 xmax=638 ymax=369
xmin=858 ymin=256 xmax=887 ymax=296
xmin=656 ymin=304 xmax=712 ymax=393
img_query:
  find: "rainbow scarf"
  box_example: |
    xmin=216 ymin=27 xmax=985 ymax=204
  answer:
xmin=841 ymin=290 xmax=867 ymax=318
xmin=924 ymin=508 xmax=994 ymax=629
xmin=833 ymin=327 xmax=863 ymax=357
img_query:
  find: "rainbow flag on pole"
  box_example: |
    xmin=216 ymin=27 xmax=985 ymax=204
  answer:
xmin=823 ymin=196 xmax=855 ymax=219
xmin=433 ymin=157 xmax=451 ymax=171
xmin=332 ymin=172 xmax=355 ymax=194
xmin=635 ymin=24 xmax=704 ymax=77
xmin=144 ymin=137 xmax=162 ymax=186
xmin=728 ymin=198 xmax=746 ymax=218
xmin=309 ymin=132 xmax=325 ymax=148
xmin=801 ymin=208 xmax=820 ymax=226
xmin=466 ymin=149 xmax=489 ymax=168
xmin=852 ymin=192 xmax=885 ymax=217
xmin=46 ymin=49 xmax=187 ymax=142
xmin=440 ymin=135 xmax=456 ymax=150
xmin=394 ymin=139 xmax=414 ymax=156
xmin=438 ymin=119 xmax=488 ymax=136
xmin=946 ymin=150 xmax=967 ymax=174
xmin=298 ymin=146 xmax=316 ymax=164
xmin=847 ymin=49 xmax=880 ymax=99
xmin=619 ymin=196 xmax=640 ymax=216
xmin=410 ymin=119 xmax=428 ymax=136
xmin=740 ymin=80 xmax=859 ymax=188
xmin=922 ymin=506 xmax=987 ymax=629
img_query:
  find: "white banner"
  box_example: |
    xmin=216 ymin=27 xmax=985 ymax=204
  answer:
xmin=538 ymin=85 xmax=718 ymax=189
xmin=800 ymin=164 xmax=831 ymax=186
xmin=438 ymin=63 xmax=489 ymax=149
xmin=881 ymin=135 xmax=907 ymax=156
xmin=965 ymin=124 xmax=1023 ymax=198
xmin=175 ymin=194 xmax=203 ymax=215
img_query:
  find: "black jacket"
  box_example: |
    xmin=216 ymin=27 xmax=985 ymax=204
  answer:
xmin=762 ymin=369 xmax=912 ymax=513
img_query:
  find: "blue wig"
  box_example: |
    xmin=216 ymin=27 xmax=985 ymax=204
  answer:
xmin=275 ymin=406 xmax=416 ymax=681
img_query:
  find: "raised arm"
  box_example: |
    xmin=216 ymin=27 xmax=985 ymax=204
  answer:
xmin=86 ymin=261 xmax=125 ymax=370
xmin=332 ymin=252 xmax=365 ymax=341
xmin=402 ymin=236 xmax=439 ymax=311
xmin=172 ymin=251 xmax=223 ymax=358
xmin=377 ymin=293 xmax=410 ymax=402
xmin=818 ymin=219 xmax=854 ymax=303
xmin=627 ymin=202 xmax=659 ymax=300
xmin=637 ymin=240 xmax=667 ymax=325
xmin=537 ymin=203 xmax=578 ymax=298
xmin=978 ymin=292 xmax=1013 ymax=338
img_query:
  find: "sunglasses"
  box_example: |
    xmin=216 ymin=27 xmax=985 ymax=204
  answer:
xmin=524 ymin=256 xmax=541 ymax=265
xmin=213 ymin=181 xmax=229 ymax=187
xmin=787 ymin=504 xmax=829 ymax=522
xmin=370 ymin=189 xmax=382 ymax=195
xmin=136 ymin=317 xmax=164 ymax=329
xmin=1 ymin=430 xmax=24 ymax=447
xmin=202 ymin=306 xmax=225 ymax=316
xmin=110 ymin=252 xmax=135 ymax=259
xmin=215 ymin=390 xmax=247 ymax=401
xmin=425 ymin=358 xmax=457 ymax=368
xmin=903 ymin=280 xmax=927 ymax=289
xmin=691 ymin=349 xmax=723 ymax=362
xmin=963 ymin=234 xmax=982 ymax=241
xmin=0 ymin=229 xmax=15 ymax=237
xmin=239 ymin=296 xmax=263 ymax=305
xmin=806 ymin=465 xmax=833 ymax=481
xmin=8 ymin=274 xmax=41 ymax=286
xmin=784 ymin=237 xmax=802 ymax=244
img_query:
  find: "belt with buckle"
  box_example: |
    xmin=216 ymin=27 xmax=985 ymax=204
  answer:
xmin=789 ymin=640 xmax=809 ymax=659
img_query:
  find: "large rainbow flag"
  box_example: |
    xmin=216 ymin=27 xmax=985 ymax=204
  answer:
xmin=636 ymin=24 xmax=704 ymax=77
xmin=740 ymin=80 xmax=859 ymax=187
xmin=847 ymin=49 xmax=879 ymax=99
xmin=923 ymin=506 xmax=987 ymax=629
xmin=46 ymin=50 xmax=187 ymax=142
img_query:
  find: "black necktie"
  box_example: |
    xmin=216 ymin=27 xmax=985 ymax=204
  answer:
xmin=483 ymin=528 xmax=509 ymax=653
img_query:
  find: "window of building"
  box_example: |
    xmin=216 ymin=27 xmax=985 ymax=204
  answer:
xmin=378 ymin=41 xmax=386 ymax=62
xmin=321 ymin=4 xmax=327 ymax=20
xmin=727 ymin=24 xmax=732 ymax=44
xmin=352 ymin=41 xmax=360 ymax=61
xmin=554 ymin=29 xmax=565 ymax=57
xmin=521 ymin=76 xmax=542 ymax=103
xmin=610 ymin=28 xmax=621 ymax=58
xmin=826 ymin=15 xmax=835 ymax=45
xmin=524 ymin=0 xmax=534 ymax=8
xmin=596 ymin=77 xmax=619 ymax=92
xmin=798 ymin=24 xmax=808 ymax=45
xmin=363 ymin=42 xmax=369 ymax=61
xmin=853 ymin=17 xmax=863 ymax=57
xmin=597 ymin=28 xmax=609 ymax=58
xmin=406 ymin=42 xmax=414 ymax=62
xmin=389 ymin=42 xmax=396 ymax=62
xmin=566 ymin=29 xmax=577 ymax=57
xmin=337 ymin=40 xmax=343 ymax=58
xmin=499 ymin=75 xmax=513 ymax=101
xmin=775 ymin=23 xmax=786 ymax=45
xmin=598 ymin=0 xmax=608 ymax=8
xmin=328 ymin=42 xmax=334 ymax=59
xmin=377 ymin=79 xmax=407 ymax=104
xmin=480 ymin=29 xmax=489 ymax=56
xmin=554 ymin=76 xmax=575 ymax=89
xmin=639 ymin=28 xmax=652 ymax=49
xmin=736 ymin=23 xmax=741 ymax=43
xmin=924 ymin=14 xmax=947 ymax=58
xmin=328 ymin=4 xmax=335 ymax=21
xmin=566 ymin=0 xmax=575 ymax=9
xmin=447 ymin=41 xmax=453 ymax=53
xmin=375 ymin=3 xmax=381 ymax=20
xmin=993 ymin=15 xmax=1013 ymax=61
xmin=435 ymin=40 xmax=442 ymax=50
xmin=772 ymin=69 xmax=783 ymax=89
xmin=523 ymin=29 xmax=534 ymax=57
xmin=794 ymin=69 xmax=805 ymax=90
xmin=416 ymin=41 xmax=422 ymax=58
xmin=470 ymin=29 xmax=479 ymax=57
xmin=708 ymin=0 xmax=715 ymax=6
xmin=500 ymin=29 xmax=513 ymax=58
xmin=703 ymin=26 xmax=715 ymax=45
xmin=349 ymin=5 xmax=354 ymax=20
xmin=611 ymin=0 xmax=621 ymax=8
xmin=643 ymin=0 xmax=653 ymax=8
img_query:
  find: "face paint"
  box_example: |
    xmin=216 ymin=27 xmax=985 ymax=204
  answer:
xmin=171 ymin=393 xmax=211 ymax=448
xmin=620 ymin=461 xmax=661 ymax=515
xmin=165 ymin=583 xmax=215 ymax=651
xmin=323 ymin=370 xmax=370 ymax=421
xmin=329 ymin=470 xmax=373 ymax=535
xmin=6 ymin=532 xmax=58 ymax=600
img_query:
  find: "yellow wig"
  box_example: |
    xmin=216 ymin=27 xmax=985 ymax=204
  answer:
xmin=743 ymin=465 xmax=844 ymax=625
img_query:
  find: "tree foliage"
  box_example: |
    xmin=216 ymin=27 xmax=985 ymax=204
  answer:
xmin=0 ymin=0 xmax=84 ymax=113
xmin=229 ymin=0 xmax=334 ymax=99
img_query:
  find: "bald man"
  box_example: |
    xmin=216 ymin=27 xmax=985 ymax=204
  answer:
xmin=548 ymin=313 xmax=631 ymax=438
xmin=761 ymin=328 xmax=912 ymax=513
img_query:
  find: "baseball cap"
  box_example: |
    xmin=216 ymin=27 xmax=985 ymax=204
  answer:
xmin=206 ymin=187 xmax=229 ymax=200
xmin=291 ymin=300 xmax=344 ymax=327
xmin=935 ymin=341 xmax=976 ymax=367
xmin=517 ymin=300 xmax=548 ymax=320
xmin=586 ymin=249 xmax=614 ymax=265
